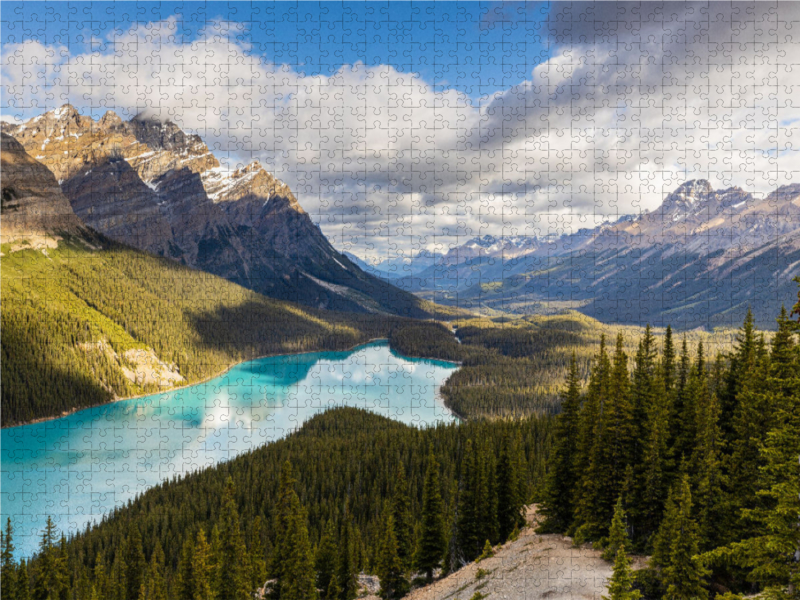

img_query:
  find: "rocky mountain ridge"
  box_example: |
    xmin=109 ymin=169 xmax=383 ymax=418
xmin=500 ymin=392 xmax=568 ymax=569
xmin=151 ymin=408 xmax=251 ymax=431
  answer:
xmin=2 ymin=105 xmax=440 ymax=318
xmin=0 ymin=132 xmax=85 ymax=247
xmin=402 ymin=179 xmax=800 ymax=329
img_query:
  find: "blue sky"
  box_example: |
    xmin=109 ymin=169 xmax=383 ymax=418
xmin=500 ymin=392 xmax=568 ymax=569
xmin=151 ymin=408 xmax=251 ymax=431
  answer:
xmin=2 ymin=1 xmax=552 ymax=108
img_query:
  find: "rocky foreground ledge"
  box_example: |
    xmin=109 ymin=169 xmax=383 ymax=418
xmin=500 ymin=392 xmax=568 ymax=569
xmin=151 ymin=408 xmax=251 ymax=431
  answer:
xmin=362 ymin=506 xmax=643 ymax=600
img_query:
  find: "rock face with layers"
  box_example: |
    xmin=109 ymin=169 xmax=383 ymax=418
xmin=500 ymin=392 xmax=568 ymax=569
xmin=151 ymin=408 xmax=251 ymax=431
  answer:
xmin=3 ymin=105 xmax=434 ymax=317
xmin=0 ymin=132 xmax=84 ymax=245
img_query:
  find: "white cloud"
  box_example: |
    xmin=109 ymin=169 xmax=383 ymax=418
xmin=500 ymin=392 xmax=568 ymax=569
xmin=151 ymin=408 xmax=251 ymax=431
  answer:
xmin=3 ymin=3 xmax=799 ymax=260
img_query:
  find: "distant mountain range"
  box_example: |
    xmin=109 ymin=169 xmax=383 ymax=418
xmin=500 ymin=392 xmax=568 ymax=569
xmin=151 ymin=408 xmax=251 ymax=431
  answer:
xmin=389 ymin=181 xmax=800 ymax=329
xmin=1 ymin=105 xmax=449 ymax=319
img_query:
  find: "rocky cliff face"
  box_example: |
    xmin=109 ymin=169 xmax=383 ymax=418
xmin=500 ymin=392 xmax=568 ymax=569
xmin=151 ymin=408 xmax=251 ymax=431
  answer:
xmin=0 ymin=132 xmax=84 ymax=243
xmin=2 ymin=105 xmax=434 ymax=318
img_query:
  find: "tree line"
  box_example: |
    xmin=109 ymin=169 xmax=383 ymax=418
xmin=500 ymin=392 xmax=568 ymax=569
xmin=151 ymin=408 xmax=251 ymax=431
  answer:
xmin=539 ymin=303 xmax=800 ymax=599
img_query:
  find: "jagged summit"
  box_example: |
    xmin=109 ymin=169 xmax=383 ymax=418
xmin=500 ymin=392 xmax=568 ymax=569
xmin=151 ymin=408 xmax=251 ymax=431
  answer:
xmin=3 ymin=105 xmax=438 ymax=318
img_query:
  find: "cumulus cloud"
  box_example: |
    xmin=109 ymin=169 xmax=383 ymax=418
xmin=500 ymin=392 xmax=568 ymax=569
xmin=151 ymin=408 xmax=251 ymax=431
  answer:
xmin=2 ymin=3 xmax=799 ymax=259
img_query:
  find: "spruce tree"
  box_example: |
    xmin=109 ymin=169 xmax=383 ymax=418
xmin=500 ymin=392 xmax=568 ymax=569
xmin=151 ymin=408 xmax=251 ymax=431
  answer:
xmin=497 ymin=434 xmax=523 ymax=542
xmin=217 ymin=478 xmax=249 ymax=600
xmin=175 ymin=536 xmax=195 ymax=600
xmin=124 ymin=524 xmax=146 ymax=600
xmin=632 ymin=325 xmax=659 ymax=459
xmin=595 ymin=335 xmax=635 ymax=529
xmin=391 ymin=464 xmax=414 ymax=570
xmin=249 ymin=516 xmax=268 ymax=592
xmin=2 ymin=517 xmax=16 ymax=600
xmin=376 ymin=509 xmax=409 ymax=600
xmin=573 ymin=337 xmax=611 ymax=540
xmin=603 ymin=497 xmax=630 ymax=562
xmin=663 ymin=326 xmax=676 ymax=393
xmin=661 ymin=475 xmax=708 ymax=600
xmin=145 ymin=542 xmax=167 ymax=600
xmin=315 ymin=522 xmax=338 ymax=599
xmin=32 ymin=517 xmax=66 ymax=600
xmin=335 ymin=518 xmax=358 ymax=600
xmin=279 ymin=491 xmax=317 ymax=600
xmin=720 ymin=308 xmax=757 ymax=438
xmin=455 ymin=439 xmax=480 ymax=563
xmin=15 ymin=560 xmax=29 ymax=600
xmin=689 ymin=377 xmax=726 ymax=550
xmin=269 ymin=460 xmax=298 ymax=597
xmin=193 ymin=530 xmax=214 ymax=600
xmin=479 ymin=443 xmax=499 ymax=545
xmin=415 ymin=447 xmax=446 ymax=582
xmin=540 ymin=353 xmax=582 ymax=532
xmin=717 ymin=320 xmax=800 ymax=598
xmin=603 ymin=542 xmax=641 ymax=600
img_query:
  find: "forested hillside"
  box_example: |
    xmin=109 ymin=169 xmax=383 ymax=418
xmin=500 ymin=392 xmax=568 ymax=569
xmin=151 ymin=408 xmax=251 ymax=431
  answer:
xmin=0 ymin=231 xmax=401 ymax=426
xmin=0 ymin=408 xmax=552 ymax=600
xmin=538 ymin=303 xmax=800 ymax=599
xmin=392 ymin=314 xmax=742 ymax=419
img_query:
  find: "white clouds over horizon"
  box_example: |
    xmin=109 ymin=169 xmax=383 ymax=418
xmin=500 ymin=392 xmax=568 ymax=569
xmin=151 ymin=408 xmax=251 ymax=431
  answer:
xmin=3 ymin=3 xmax=799 ymax=259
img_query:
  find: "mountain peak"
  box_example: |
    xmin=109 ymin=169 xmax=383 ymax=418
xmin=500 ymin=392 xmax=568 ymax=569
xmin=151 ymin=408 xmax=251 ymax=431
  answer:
xmin=98 ymin=110 xmax=124 ymax=129
xmin=49 ymin=104 xmax=80 ymax=121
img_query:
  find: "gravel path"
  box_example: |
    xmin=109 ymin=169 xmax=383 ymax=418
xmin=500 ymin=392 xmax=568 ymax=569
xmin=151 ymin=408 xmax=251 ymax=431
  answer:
xmin=395 ymin=507 xmax=625 ymax=600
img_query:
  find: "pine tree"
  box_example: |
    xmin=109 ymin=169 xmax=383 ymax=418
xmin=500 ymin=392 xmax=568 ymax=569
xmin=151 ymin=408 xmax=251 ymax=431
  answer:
xmin=720 ymin=308 xmax=757 ymax=438
xmin=32 ymin=517 xmax=66 ymax=600
xmin=144 ymin=542 xmax=167 ymax=600
xmin=391 ymin=464 xmax=414 ymax=571
xmin=376 ymin=509 xmax=409 ymax=600
xmin=2 ymin=517 xmax=17 ymax=600
xmin=603 ymin=542 xmax=641 ymax=600
xmin=689 ymin=377 xmax=726 ymax=550
xmin=663 ymin=326 xmax=676 ymax=393
xmin=712 ymin=315 xmax=800 ymax=598
xmin=661 ymin=475 xmax=708 ymax=600
xmin=670 ymin=337 xmax=693 ymax=457
xmin=335 ymin=519 xmax=358 ymax=600
xmin=279 ymin=491 xmax=317 ymax=600
xmin=573 ymin=337 xmax=611 ymax=541
xmin=315 ymin=522 xmax=338 ymax=599
xmin=269 ymin=460 xmax=298 ymax=599
xmin=632 ymin=325 xmax=659 ymax=459
xmin=217 ymin=478 xmax=249 ymax=600
xmin=540 ymin=353 xmax=582 ymax=532
xmin=124 ymin=524 xmax=146 ymax=600
xmin=15 ymin=560 xmax=29 ymax=600
xmin=497 ymin=434 xmax=524 ymax=542
xmin=415 ymin=447 xmax=446 ymax=582
xmin=479 ymin=444 xmax=499 ymax=545
xmin=455 ymin=439 xmax=480 ymax=563
xmin=175 ymin=536 xmax=195 ymax=600
xmin=595 ymin=335 xmax=635 ymax=529
xmin=603 ymin=497 xmax=630 ymax=562
xmin=249 ymin=516 xmax=268 ymax=592
xmin=193 ymin=530 xmax=214 ymax=600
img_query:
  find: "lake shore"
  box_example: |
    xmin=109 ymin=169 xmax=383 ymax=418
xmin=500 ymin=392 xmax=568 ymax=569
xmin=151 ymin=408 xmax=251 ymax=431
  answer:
xmin=3 ymin=337 xmax=462 ymax=430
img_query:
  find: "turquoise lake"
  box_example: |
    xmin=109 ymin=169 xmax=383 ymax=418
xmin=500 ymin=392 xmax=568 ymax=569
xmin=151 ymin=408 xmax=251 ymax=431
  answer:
xmin=1 ymin=340 xmax=458 ymax=558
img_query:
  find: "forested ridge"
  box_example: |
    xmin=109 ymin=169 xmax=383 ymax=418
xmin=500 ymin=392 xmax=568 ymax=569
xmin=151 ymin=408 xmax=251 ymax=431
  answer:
xmin=1 ymin=231 xmax=408 ymax=426
xmin=0 ymin=408 xmax=551 ymax=600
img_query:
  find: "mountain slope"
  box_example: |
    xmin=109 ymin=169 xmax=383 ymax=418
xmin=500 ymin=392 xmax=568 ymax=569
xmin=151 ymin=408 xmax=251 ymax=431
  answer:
xmin=412 ymin=181 xmax=800 ymax=329
xmin=0 ymin=134 xmax=403 ymax=426
xmin=2 ymin=106 xmax=454 ymax=319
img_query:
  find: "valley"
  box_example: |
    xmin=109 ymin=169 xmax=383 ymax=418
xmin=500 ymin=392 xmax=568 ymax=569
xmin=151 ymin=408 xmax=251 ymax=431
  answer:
xmin=1 ymin=97 xmax=798 ymax=600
